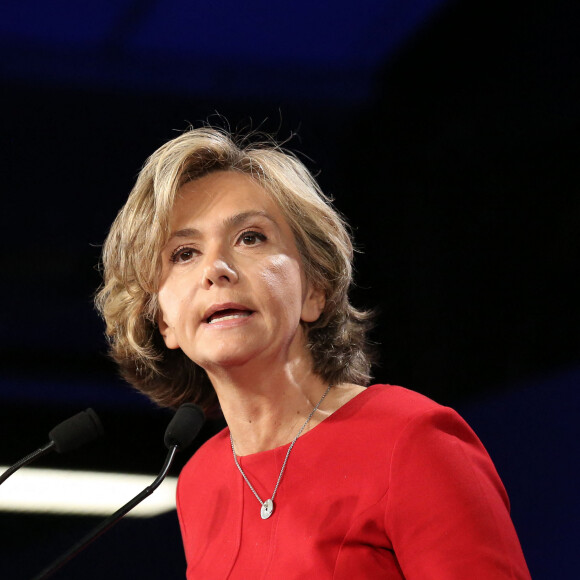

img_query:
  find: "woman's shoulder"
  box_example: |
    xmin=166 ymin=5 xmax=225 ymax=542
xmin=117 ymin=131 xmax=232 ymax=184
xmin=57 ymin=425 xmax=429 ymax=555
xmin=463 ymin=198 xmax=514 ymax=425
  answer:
xmin=339 ymin=384 xmax=483 ymax=451
xmin=314 ymin=383 xmax=468 ymax=450
xmin=343 ymin=383 xmax=453 ymax=422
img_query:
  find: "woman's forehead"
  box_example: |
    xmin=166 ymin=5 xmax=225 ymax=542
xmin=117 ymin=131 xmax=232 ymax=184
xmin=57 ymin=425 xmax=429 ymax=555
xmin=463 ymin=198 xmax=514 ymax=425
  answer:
xmin=171 ymin=170 xmax=287 ymax=225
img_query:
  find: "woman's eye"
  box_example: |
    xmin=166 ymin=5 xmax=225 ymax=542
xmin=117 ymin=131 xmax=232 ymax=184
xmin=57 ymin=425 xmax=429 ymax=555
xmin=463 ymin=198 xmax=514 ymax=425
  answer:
xmin=238 ymin=231 xmax=266 ymax=246
xmin=170 ymin=247 xmax=197 ymax=263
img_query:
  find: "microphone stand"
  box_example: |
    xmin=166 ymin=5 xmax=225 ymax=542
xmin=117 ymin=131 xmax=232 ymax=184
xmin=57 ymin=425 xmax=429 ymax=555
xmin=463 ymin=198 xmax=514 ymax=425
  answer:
xmin=0 ymin=442 xmax=55 ymax=485
xmin=1 ymin=408 xmax=103 ymax=487
xmin=33 ymin=445 xmax=179 ymax=580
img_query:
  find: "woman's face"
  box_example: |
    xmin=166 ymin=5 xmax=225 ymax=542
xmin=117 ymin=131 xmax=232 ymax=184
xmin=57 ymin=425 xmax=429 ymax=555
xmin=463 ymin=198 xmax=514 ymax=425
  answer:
xmin=157 ymin=171 xmax=325 ymax=374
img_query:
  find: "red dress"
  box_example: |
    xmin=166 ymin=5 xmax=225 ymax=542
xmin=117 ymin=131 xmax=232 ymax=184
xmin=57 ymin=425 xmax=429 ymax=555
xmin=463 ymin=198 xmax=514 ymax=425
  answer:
xmin=177 ymin=385 xmax=530 ymax=578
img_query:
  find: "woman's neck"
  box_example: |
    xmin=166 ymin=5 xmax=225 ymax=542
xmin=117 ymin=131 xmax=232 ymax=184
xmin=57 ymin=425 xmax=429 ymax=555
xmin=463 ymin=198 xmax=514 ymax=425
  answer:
xmin=210 ymin=362 xmax=331 ymax=456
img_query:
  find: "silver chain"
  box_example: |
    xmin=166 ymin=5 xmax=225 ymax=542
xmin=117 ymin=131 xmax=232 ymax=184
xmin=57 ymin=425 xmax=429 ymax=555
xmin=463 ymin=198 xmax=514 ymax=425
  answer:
xmin=230 ymin=384 xmax=332 ymax=517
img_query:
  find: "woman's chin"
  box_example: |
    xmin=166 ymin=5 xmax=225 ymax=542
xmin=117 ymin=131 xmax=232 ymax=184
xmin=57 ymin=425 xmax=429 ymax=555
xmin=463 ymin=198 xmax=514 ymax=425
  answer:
xmin=193 ymin=348 xmax=261 ymax=374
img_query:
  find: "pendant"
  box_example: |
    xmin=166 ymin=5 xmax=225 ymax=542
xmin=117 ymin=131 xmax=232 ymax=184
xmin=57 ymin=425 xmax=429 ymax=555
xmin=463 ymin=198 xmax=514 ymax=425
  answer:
xmin=260 ymin=498 xmax=274 ymax=519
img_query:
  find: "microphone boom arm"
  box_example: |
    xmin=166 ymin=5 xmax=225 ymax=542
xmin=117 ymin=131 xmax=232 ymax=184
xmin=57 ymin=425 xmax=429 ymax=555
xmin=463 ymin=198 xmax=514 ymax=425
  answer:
xmin=0 ymin=441 xmax=55 ymax=485
xmin=33 ymin=444 xmax=179 ymax=580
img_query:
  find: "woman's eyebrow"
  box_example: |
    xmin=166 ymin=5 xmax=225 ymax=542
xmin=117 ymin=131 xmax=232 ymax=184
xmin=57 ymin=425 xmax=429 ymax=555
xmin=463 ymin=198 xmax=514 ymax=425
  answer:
xmin=169 ymin=227 xmax=200 ymax=240
xmin=226 ymin=210 xmax=278 ymax=229
xmin=168 ymin=210 xmax=278 ymax=241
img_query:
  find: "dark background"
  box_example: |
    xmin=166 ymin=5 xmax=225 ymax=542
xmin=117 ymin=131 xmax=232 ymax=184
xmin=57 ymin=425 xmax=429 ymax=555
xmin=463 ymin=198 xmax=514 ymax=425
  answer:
xmin=1 ymin=0 xmax=578 ymax=578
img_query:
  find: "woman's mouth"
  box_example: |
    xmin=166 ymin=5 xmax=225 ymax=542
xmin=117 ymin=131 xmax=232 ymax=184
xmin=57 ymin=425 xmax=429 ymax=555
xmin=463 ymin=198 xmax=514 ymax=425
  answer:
xmin=206 ymin=308 xmax=253 ymax=324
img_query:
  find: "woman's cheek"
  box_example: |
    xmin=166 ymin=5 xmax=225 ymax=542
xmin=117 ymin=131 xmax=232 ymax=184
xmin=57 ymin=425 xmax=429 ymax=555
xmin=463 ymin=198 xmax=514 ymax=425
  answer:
xmin=263 ymin=257 xmax=297 ymax=289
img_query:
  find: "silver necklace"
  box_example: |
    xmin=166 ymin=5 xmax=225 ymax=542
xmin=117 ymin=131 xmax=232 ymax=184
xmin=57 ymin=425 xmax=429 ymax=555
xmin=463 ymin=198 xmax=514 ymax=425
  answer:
xmin=230 ymin=384 xmax=332 ymax=520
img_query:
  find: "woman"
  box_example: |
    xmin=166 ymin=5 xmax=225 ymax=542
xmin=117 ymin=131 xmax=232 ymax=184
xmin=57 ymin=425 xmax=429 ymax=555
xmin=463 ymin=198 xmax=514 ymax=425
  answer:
xmin=97 ymin=127 xmax=531 ymax=578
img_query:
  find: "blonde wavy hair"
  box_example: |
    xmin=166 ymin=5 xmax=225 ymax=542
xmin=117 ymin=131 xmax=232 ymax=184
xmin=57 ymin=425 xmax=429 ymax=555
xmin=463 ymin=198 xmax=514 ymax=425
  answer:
xmin=96 ymin=127 xmax=374 ymax=410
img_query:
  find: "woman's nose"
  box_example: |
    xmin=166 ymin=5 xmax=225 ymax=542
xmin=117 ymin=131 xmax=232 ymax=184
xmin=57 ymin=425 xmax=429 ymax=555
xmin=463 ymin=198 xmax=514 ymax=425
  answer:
xmin=201 ymin=255 xmax=239 ymax=288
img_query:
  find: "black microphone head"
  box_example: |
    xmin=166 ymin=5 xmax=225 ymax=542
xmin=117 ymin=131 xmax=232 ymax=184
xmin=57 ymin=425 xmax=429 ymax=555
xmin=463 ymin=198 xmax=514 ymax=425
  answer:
xmin=164 ymin=404 xmax=205 ymax=450
xmin=49 ymin=408 xmax=104 ymax=454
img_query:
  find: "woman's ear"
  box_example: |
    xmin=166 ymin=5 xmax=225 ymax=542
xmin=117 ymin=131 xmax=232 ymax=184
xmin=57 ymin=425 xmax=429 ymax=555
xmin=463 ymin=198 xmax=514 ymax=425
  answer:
xmin=157 ymin=312 xmax=180 ymax=349
xmin=301 ymin=285 xmax=326 ymax=323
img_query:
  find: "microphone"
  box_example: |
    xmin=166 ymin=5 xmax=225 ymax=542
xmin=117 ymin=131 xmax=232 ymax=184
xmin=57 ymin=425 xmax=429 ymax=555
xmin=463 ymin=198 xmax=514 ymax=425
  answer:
xmin=33 ymin=403 xmax=205 ymax=580
xmin=0 ymin=408 xmax=104 ymax=486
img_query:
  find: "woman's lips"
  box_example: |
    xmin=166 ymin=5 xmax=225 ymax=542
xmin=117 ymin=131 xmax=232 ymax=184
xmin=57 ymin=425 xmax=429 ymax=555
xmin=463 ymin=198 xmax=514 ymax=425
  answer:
xmin=207 ymin=308 xmax=253 ymax=324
